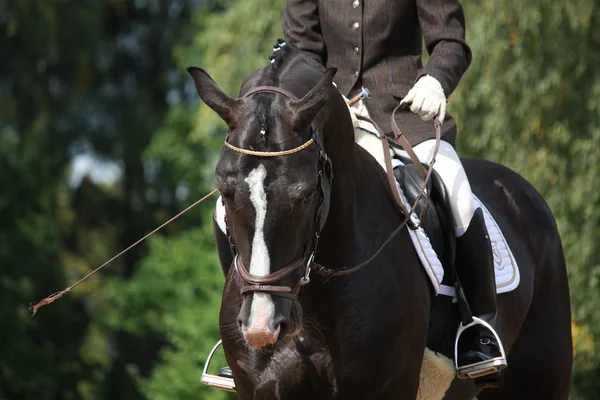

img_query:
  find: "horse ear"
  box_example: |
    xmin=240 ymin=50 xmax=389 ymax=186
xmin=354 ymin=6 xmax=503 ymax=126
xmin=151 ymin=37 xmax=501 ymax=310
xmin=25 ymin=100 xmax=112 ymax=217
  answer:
xmin=187 ymin=67 xmax=243 ymax=129
xmin=290 ymin=68 xmax=337 ymax=128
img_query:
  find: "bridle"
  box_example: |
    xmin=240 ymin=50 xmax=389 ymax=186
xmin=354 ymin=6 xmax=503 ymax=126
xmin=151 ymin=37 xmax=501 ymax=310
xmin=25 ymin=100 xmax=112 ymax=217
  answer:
xmin=223 ymin=84 xmax=441 ymax=303
xmin=224 ymin=85 xmax=332 ymax=302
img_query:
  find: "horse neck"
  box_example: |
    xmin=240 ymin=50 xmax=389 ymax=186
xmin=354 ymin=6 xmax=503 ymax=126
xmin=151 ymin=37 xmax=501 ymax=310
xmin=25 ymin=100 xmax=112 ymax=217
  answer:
xmin=315 ymin=92 xmax=402 ymax=269
xmin=319 ymin=92 xmax=357 ymax=170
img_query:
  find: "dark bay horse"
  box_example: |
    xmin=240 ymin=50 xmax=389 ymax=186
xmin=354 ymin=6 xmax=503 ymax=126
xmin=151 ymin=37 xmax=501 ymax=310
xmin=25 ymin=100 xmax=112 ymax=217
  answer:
xmin=188 ymin=44 xmax=572 ymax=399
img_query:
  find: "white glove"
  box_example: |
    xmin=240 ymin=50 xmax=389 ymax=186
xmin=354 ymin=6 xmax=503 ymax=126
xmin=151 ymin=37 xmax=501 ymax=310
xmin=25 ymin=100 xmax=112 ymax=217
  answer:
xmin=400 ymin=75 xmax=447 ymax=124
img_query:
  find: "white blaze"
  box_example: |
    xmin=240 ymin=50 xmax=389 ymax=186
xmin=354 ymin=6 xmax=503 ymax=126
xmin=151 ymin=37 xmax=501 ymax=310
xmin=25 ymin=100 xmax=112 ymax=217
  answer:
xmin=245 ymin=164 xmax=270 ymax=277
xmin=244 ymin=165 xmax=275 ymax=331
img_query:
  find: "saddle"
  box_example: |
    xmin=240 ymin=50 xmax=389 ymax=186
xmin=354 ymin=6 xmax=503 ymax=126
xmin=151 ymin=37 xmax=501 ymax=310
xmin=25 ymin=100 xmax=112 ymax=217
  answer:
xmin=392 ymin=155 xmax=462 ymax=354
xmin=393 ymin=155 xmax=456 ymax=273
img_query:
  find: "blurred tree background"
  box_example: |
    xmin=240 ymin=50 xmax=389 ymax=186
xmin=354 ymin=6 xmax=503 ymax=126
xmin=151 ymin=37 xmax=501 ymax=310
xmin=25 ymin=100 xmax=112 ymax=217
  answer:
xmin=0 ymin=0 xmax=597 ymax=399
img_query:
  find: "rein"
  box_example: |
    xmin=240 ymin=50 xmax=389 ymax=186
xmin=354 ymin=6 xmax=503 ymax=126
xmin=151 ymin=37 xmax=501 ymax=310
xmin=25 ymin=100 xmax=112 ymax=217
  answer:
xmin=225 ymin=84 xmax=441 ymax=291
xmin=311 ymin=109 xmax=441 ymax=280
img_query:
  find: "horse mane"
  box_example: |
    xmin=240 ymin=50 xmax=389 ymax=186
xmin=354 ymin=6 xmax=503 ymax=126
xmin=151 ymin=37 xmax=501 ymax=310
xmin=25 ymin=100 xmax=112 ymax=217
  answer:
xmin=268 ymin=39 xmax=291 ymax=73
xmin=242 ymin=39 xmax=309 ymax=91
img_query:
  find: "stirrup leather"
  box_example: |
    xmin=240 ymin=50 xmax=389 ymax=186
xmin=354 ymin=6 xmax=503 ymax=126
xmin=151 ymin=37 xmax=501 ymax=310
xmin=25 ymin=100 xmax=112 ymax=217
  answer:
xmin=200 ymin=340 xmax=236 ymax=392
xmin=454 ymin=317 xmax=508 ymax=380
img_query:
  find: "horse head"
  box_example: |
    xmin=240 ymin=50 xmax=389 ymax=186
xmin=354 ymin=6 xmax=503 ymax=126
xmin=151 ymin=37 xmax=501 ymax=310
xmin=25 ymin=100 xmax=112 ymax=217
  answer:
xmin=188 ymin=46 xmax=339 ymax=349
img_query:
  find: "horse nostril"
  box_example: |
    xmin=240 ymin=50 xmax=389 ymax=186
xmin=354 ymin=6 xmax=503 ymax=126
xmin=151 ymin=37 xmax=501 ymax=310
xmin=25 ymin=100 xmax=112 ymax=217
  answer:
xmin=270 ymin=315 xmax=289 ymax=337
xmin=277 ymin=321 xmax=289 ymax=339
xmin=237 ymin=316 xmax=247 ymax=332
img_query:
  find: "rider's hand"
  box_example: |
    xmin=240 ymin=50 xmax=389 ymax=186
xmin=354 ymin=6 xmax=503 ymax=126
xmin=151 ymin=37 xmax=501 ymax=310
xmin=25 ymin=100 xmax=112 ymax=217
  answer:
xmin=400 ymin=75 xmax=446 ymax=124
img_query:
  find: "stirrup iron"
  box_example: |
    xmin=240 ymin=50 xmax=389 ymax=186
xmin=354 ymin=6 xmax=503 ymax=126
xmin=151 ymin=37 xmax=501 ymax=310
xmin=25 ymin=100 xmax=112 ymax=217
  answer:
xmin=454 ymin=317 xmax=507 ymax=380
xmin=200 ymin=340 xmax=236 ymax=392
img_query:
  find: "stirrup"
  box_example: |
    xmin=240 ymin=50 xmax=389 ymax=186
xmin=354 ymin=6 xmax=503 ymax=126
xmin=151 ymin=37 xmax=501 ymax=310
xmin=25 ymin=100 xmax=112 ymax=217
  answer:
xmin=200 ymin=340 xmax=236 ymax=392
xmin=454 ymin=317 xmax=508 ymax=380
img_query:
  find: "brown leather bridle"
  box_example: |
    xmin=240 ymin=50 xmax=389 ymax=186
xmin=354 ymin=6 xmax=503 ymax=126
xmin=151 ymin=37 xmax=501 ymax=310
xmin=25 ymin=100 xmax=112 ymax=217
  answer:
xmin=225 ymin=85 xmax=332 ymax=301
xmin=223 ymin=84 xmax=440 ymax=301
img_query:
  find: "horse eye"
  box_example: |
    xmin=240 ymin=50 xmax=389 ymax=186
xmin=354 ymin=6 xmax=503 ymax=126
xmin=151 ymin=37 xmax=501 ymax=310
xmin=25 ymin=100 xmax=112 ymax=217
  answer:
xmin=220 ymin=188 xmax=235 ymax=202
xmin=304 ymin=189 xmax=317 ymax=203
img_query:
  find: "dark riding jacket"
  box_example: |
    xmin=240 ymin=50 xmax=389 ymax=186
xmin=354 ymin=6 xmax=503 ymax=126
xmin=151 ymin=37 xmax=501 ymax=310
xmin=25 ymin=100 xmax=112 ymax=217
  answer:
xmin=282 ymin=0 xmax=472 ymax=146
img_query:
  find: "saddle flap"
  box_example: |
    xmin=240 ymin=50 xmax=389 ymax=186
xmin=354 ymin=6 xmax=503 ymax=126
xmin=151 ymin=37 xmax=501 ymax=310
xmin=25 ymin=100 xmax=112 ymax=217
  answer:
xmin=393 ymin=159 xmax=456 ymax=269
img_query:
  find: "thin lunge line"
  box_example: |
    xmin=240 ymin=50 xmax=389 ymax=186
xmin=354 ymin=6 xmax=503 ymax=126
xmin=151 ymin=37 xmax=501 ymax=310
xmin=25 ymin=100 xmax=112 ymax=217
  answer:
xmin=30 ymin=188 xmax=220 ymax=316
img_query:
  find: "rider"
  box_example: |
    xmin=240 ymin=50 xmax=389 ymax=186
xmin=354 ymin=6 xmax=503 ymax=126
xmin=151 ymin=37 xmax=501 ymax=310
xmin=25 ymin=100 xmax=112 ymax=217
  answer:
xmin=211 ymin=0 xmax=506 ymax=382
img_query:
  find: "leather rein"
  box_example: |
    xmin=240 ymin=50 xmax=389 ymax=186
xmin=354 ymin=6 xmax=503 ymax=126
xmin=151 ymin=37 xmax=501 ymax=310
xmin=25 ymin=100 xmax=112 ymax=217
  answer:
xmin=223 ymin=85 xmax=440 ymax=300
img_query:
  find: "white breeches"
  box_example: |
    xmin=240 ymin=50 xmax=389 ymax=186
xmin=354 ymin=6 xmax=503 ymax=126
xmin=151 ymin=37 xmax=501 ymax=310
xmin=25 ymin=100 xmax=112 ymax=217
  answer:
xmin=396 ymin=139 xmax=475 ymax=236
xmin=352 ymin=100 xmax=475 ymax=236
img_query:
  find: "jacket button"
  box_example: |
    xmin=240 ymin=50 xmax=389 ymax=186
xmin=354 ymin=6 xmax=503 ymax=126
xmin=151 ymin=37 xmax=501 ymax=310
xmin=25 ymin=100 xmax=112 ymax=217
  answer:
xmin=352 ymin=0 xmax=359 ymax=8
xmin=354 ymin=46 xmax=360 ymax=54
xmin=352 ymin=22 xmax=360 ymax=30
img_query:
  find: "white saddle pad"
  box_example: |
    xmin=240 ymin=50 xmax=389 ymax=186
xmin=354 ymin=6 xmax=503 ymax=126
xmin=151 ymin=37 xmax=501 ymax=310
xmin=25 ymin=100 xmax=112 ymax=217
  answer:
xmin=396 ymin=185 xmax=520 ymax=298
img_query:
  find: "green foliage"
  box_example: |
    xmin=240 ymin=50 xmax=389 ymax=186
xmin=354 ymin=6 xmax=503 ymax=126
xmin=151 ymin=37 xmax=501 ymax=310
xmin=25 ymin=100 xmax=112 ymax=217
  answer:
xmin=105 ymin=226 xmax=230 ymax=400
xmin=0 ymin=1 xmax=106 ymax=398
xmin=184 ymin=0 xmax=285 ymax=144
xmin=1 ymin=0 xmax=200 ymax=399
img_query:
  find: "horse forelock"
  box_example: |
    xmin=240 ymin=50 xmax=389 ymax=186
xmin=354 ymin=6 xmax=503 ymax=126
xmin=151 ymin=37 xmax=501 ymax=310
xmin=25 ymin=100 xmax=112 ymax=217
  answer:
xmin=232 ymin=46 xmax=319 ymax=151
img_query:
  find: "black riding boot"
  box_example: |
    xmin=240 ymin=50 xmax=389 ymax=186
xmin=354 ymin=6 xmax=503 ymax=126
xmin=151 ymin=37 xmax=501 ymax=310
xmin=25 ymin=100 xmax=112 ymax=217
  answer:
xmin=212 ymin=212 xmax=234 ymax=379
xmin=213 ymin=211 xmax=234 ymax=278
xmin=455 ymin=208 xmax=507 ymax=381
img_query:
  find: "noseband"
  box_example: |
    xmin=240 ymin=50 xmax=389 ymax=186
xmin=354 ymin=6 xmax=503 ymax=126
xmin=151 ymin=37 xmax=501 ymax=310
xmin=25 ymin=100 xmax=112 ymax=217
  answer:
xmin=224 ymin=85 xmax=333 ymax=301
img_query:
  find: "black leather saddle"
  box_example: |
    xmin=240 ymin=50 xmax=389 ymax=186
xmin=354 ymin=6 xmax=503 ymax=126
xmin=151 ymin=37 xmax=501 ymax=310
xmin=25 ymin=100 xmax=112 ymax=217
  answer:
xmin=393 ymin=155 xmax=456 ymax=276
